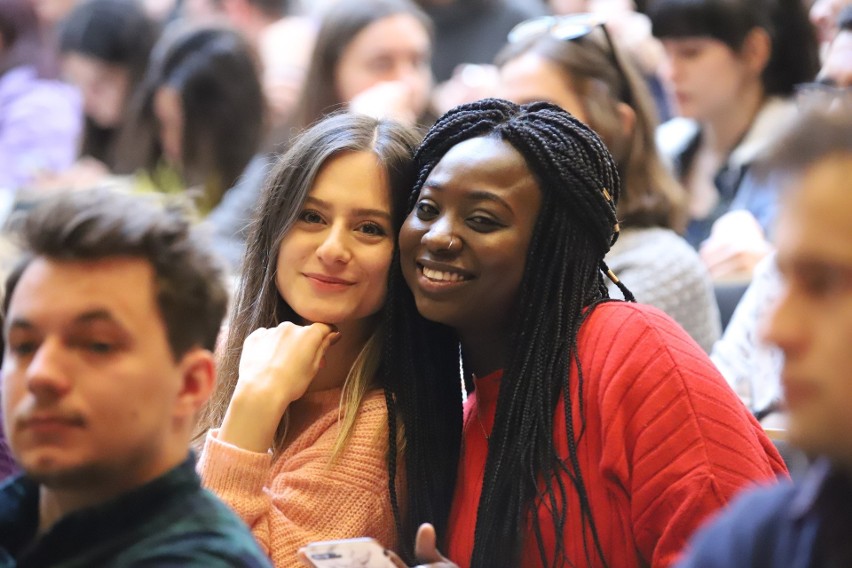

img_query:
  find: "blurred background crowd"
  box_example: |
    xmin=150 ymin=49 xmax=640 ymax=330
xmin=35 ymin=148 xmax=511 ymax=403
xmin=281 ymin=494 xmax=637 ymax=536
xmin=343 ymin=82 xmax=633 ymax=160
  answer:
xmin=0 ymin=0 xmax=850 ymax=455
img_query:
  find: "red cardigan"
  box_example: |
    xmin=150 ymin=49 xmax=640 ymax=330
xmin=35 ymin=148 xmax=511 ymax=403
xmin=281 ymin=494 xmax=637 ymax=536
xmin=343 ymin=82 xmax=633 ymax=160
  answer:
xmin=447 ymin=302 xmax=787 ymax=568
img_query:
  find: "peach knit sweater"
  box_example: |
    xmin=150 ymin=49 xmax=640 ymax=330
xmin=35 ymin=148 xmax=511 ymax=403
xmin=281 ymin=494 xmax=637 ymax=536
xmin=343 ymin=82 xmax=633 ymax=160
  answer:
xmin=197 ymin=388 xmax=397 ymax=568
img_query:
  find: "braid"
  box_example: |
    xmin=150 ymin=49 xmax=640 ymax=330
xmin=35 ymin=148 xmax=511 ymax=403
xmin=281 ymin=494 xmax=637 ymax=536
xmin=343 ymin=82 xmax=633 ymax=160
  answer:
xmin=382 ymin=250 xmax=461 ymax=561
xmin=412 ymin=100 xmax=624 ymax=568
xmin=383 ymin=386 xmax=404 ymax=547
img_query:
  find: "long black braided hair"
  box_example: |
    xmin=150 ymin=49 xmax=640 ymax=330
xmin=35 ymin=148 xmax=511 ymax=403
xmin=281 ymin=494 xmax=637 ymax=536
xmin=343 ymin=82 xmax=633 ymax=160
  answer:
xmin=386 ymin=98 xmax=634 ymax=567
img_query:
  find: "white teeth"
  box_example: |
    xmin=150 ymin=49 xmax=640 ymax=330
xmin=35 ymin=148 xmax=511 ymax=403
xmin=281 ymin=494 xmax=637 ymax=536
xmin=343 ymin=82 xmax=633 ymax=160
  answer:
xmin=422 ymin=266 xmax=466 ymax=282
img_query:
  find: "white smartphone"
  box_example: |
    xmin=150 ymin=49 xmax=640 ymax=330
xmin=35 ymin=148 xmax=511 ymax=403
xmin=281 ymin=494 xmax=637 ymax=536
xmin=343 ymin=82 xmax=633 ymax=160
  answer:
xmin=302 ymin=537 xmax=397 ymax=568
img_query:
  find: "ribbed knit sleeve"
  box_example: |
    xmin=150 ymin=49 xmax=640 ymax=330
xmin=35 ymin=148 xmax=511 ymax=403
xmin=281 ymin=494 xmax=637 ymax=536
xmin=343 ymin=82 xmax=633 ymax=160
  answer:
xmin=590 ymin=303 xmax=787 ymax=567
xmin=197 ymin=390 xmax=397 ymax=568
xmin=448 ymin=302 xmax=787 ymax=568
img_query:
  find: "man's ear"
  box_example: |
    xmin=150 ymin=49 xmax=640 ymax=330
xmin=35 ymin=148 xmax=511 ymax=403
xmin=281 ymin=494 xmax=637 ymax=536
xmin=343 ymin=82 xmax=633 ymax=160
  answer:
xmin=741 ymin=27 xmax=772 ymax=76
xmin=174 ymin=348 xmax=216 ymax=419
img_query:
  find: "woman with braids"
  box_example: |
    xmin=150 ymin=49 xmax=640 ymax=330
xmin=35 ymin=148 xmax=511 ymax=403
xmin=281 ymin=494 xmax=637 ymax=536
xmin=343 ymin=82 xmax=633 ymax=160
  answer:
xmin=192 ymin=112 xmax=457 ymax=567
xmin=386 ymin=99 xmax=787 ymax=567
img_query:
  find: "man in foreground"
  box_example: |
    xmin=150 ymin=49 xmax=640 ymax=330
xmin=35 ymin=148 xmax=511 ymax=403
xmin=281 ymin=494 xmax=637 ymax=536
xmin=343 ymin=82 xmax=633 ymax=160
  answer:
xmin=674 ymin=106 xmax=852 ymax=567
xmin=0 ymin=190 xmax=271 ymax=567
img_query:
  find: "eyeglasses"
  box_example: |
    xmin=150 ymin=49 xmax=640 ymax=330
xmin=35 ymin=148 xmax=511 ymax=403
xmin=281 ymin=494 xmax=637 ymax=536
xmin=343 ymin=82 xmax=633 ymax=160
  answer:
xmin=794 ymin=81 xmax=852 ymax=113
xmin=507 ymin=13 xmax=634 ymax=106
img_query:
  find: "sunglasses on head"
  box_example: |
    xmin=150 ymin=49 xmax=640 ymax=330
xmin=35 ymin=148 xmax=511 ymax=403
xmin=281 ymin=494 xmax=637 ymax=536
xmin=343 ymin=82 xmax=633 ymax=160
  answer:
xmin=507 ymin=13 xmax=635 ymax=107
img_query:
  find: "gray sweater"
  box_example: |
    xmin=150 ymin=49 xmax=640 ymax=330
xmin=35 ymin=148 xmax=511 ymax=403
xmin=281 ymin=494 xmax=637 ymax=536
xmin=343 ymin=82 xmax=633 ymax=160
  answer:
xmin=606 ymin=227 xmax=721 ymax=352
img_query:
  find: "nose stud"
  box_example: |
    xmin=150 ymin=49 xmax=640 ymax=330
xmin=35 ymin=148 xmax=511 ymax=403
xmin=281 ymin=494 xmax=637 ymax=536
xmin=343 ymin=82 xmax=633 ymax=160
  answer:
xmin=448 ymin=236 xmax=455 ymax=250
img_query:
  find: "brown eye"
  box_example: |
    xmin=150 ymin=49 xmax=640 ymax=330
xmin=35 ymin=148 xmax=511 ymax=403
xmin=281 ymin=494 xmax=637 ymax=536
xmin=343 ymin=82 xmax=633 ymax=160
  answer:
xmin=299 ymin=210 xmax=324 ymax=224
xmin=415 ymin=201 xmax=438 ymax=220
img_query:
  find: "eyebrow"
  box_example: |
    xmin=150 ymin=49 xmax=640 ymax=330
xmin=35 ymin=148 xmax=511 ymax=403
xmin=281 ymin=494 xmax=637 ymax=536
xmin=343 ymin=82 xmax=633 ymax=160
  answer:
xmin=7 ymin=310 xmax=122 ymax=334
xmin=304 ymin=196 xmax=392 ymax=221
xmin=422 ymin=182 xmax=514 ymax=213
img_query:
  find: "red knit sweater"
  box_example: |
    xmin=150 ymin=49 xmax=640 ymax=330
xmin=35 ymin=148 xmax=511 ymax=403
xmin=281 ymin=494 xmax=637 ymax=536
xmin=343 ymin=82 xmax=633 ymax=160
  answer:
xmin=447 ymin=302 xmax=787 ymax=568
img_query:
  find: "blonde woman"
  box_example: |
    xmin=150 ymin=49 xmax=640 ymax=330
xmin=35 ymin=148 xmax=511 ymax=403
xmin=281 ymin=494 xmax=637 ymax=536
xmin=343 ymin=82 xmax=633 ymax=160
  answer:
xmin=194 ymin=113 xmax=424 ymax=567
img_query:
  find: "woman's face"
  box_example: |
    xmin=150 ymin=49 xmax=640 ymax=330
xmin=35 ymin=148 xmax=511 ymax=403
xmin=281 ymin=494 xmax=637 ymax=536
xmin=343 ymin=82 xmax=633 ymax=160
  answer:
xmin=62 ymin=53 xmax=131 ymax=129
xmin=658 ymin=37 xmax=757 ymax=121
xmin=399 ymin=136 xmax=542 ymax=335
xmin=334 ymin=13 xmax=432 ymax=118
xmin=498 ymin=52 xmax=588 ymax=122
xmin=276 ymin=151 xmax=394 ymax=330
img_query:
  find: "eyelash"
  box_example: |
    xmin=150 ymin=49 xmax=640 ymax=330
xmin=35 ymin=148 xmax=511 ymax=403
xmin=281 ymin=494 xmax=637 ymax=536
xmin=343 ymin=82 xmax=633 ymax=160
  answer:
xmin=299 ymin=209 xmax=387 ymax=237
xmin=358 ymin=222 xmax=387 ymax=237
xmin=299 ymin=209 xmax=323 ymax=224
xmin=415 ymin=201 xmax=504 ymax=232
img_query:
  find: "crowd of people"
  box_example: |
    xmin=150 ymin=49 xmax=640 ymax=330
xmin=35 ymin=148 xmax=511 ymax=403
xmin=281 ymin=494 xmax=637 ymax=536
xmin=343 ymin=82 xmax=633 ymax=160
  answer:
xmin=0 ymin=0 xmax=851 ymax=567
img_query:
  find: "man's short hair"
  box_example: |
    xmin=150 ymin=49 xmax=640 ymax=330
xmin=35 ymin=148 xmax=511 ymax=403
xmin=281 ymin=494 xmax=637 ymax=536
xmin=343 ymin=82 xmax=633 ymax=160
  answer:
xmin=2 ymin=190 xmax=228 ymax=359
xmin=755 ymin=107 xmax=852 ymax=183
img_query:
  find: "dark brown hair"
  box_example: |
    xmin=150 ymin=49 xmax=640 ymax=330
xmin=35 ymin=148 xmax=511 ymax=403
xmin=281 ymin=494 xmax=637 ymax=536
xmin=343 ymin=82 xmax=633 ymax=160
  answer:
xmin=117 ymin=24 xmax=265 ymax=208
xmin=289 ymin=0 xmax=432 ymax=133
xmin=3 ymin=189 xmax=228 ymax=359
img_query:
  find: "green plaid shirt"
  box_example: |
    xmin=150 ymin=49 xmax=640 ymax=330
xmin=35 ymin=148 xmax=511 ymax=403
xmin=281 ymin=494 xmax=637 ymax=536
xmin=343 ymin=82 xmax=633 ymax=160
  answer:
xmin=0 ymin=454 xmax=272 ymax=567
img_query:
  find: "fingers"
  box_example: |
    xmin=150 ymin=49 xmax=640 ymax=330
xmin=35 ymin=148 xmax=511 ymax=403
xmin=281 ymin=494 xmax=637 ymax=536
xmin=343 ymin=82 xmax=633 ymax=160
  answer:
xmin=414 ymin=523 xmax=454 ymax=564
xmin=314 ymin=331 xmax=338 ymax=370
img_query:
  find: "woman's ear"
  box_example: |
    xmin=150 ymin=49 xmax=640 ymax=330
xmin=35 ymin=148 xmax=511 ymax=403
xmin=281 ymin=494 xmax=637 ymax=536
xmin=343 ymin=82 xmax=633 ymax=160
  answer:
xmin=741 ymin=27 xmax=772 ymax=76
xmin=616 ymin=102 xmax=636 ymax=142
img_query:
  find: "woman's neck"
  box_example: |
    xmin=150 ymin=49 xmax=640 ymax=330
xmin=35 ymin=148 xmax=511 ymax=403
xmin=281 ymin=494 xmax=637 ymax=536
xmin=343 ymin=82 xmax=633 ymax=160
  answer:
xmin=700 ymin=85 xmax=766 ymax=155
xmin=459 ymin=327 xmax=511 ymax=379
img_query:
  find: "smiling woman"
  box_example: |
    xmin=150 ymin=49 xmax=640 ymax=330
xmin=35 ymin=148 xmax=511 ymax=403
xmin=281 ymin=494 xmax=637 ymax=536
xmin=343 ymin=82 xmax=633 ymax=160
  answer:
xmin=193 ymin=112 xmax=444 ymax=567
xmin=387 ymin=99 xmax=788 ymax=568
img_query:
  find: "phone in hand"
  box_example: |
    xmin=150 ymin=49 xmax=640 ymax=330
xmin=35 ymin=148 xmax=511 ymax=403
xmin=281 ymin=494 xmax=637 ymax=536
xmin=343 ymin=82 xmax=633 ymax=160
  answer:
xmin=302 ymin=537 xmax=397 ymax=568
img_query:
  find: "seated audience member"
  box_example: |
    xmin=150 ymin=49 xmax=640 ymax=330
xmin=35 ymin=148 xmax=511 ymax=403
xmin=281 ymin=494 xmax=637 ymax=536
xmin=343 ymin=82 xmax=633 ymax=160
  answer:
xmin=0 ymin=190 xmax=271 ymax=566
xmin=673 ymin=108 xmax=852 ymax=568
xmin=194 ymin=113 xmax=428 ymax=567
xmin=288 ymin=0 xmax=435 ymax=134
xmin=421 ymin=0 xmax=546 ymax=115
xmin=544 ymin=1 xmax=672 ymax=122
xmin=386 ymin=99 xmax=786 ymax=568
xmin=118 ymin=24 xmax=267 ymax=272
xmin=711 ymin=8 xmax=852 ymax=418
xmin=219 ymin=0 xmax=316 ymax=129
xmin=648 ymin=0 xmax=819 ymax=260
xmin=496 ymin=14 xmax=720 ymax=352
xmin=0 ymin=0 xmax=81 ymax=192
xmin=54 ymin=0 xmax=160 ymax=177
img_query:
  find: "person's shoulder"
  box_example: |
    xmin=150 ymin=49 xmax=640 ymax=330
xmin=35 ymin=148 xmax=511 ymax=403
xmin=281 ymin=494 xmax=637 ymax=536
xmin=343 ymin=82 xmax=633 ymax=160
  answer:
xmin=585 ymin=300 xmax=681 ymax=336
xmin=583 ymin=301 xmax=715 ymax=373
xmin=349 ymin=389 xmax=391 ymax=437
xmin=609 ymin=227 xmax=705 ymax=274
xmin=122 ymin=488 xmax=272 ymax=567
xmin=677 ymin=481 xmax=800 ymax=567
